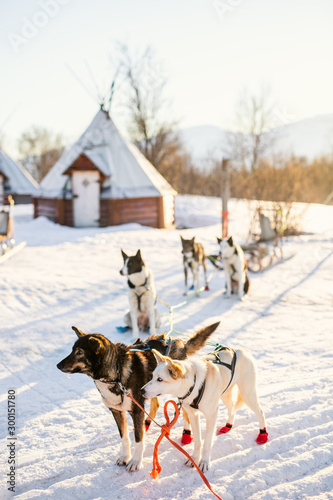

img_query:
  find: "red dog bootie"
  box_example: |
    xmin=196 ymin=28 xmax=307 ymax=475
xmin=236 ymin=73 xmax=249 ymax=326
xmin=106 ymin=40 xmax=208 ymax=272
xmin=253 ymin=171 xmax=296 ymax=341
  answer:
xmin=218 ymin=423 xmax=233 ymax=435
xmin=205 ymin=285 xmax=209 ymax=291
xmin=256 ymin=428 xmax=268 ymax=444
xmin=181 ymin=429 xmax=193 ymax=445
xmin=145 ymin=419 xmax=151 ymax=432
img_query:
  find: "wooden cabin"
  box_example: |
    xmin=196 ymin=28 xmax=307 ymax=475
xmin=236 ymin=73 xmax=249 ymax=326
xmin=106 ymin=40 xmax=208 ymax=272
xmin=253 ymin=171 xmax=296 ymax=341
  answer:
xmin=0 ymin=146 xmax=38 ymax=204
xmin=33 ymin=109 xmax=176 ymax=228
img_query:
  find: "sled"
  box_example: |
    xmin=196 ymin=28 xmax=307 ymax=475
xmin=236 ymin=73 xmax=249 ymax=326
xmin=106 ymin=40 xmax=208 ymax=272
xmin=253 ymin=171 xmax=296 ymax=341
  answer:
xmin=241 ymin=203 xmax=287 ymax=272
xmin=0 ymin=195 xmax=26 ymax=264
xmin=244 ymin=243 xmax=295 ymax=273
xmin=0 ymin=241 xmax=26 ymax=264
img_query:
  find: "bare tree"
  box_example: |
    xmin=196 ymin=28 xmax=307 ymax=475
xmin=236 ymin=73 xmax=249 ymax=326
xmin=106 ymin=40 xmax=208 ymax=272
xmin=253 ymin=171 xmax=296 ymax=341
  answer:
xmin=230 ymin=88 xmax=278 ymax=171
xmin=118 ymin=43 xmax=183 ymax=171
xmin=17 ymin=126 xmax=64 ymax=182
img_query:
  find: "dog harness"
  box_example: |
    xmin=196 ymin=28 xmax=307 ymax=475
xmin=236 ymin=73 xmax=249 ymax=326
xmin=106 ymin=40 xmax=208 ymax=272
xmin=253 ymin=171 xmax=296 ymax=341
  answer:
xmin=207 ymin=345 xmax=237 ymax=394
xmin=177 ymin=374 xmax=206 ymax=410
xmin=223 ymin=247 xmax=247 ymax=282
xmin=129 ymin=336 xmax=172 ymax=356
xmin=223 ymin=247 xmax=239 ymax=280
xmin=127 ymin=276 xmax=158 ymax=311
xmin=127 ymin=277 xmax=149 ymax=311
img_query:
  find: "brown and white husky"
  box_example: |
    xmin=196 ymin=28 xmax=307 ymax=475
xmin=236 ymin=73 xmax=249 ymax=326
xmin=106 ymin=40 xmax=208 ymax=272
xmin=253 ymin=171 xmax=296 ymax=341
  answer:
xmin=181 ymin=236 xmax=208 ymax=295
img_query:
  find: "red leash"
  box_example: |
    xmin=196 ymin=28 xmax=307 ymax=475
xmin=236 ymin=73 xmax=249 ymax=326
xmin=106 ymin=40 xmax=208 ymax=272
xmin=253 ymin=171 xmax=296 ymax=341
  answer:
xmin=126 ymin=393 xmax=223 ymax=500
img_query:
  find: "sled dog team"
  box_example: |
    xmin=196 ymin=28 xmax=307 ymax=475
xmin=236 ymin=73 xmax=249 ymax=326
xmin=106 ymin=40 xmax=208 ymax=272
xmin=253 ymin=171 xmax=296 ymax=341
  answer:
xmin=57 ymin=236 xmax=268 ymax=474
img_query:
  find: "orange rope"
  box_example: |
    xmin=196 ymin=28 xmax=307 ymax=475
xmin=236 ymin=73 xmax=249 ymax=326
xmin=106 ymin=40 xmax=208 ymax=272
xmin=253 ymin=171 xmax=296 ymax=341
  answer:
xmin=126 ymin=394 xmax=223 ymax=500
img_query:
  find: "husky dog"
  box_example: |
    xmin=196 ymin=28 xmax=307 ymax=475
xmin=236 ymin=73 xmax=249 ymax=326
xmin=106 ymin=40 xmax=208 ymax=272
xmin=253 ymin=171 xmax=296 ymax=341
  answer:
xmin=57 ymin=323 xmax=219 ymax=472
xmin=181 ymin=236 xmax=208 ymax=295
xmin=217 ymin=236 xmax=250 ymax=299
xmin=142 ymin=345 xmax=268 ymax=472
xmin=120 ymin=249 xmax=160 ymax=339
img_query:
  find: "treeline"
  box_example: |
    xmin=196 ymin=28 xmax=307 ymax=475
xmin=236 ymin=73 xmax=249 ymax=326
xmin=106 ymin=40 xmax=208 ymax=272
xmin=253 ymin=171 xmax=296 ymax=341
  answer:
xmin=157 ymin=151 xmax=333 ymax=204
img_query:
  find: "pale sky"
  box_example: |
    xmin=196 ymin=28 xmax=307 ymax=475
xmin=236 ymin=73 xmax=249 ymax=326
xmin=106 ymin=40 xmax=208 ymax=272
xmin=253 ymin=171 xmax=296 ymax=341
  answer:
xmin=1 ymin=0 xmax=332 ymax=157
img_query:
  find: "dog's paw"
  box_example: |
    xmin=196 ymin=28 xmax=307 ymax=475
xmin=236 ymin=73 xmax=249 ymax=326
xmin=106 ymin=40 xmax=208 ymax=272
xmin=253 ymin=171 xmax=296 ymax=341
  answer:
xmin=218 ymin=423 xmax=232 ymax=434
xmin=116 ymin=455 xmax=130 ymax=466
xmin=125 ymin=458 xmax=143 ymax=472
xmin=199 ymin=459 xmax=210 ymax=472
xmin=256 ymin=428 xmax=269 ymax=445
xmin=184 ymin=458 xmax=194 ymax=468
xmin=181 ymin=429 xmax=193 ymax=445
xmin=184 ymin=456 xmax=200 ymax=468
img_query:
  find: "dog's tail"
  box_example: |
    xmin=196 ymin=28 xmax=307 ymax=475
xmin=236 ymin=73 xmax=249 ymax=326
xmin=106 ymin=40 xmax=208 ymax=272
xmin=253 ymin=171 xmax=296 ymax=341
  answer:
xmin=185 ymin=322 xmax=220 ymax=356
xmin=244 ymin=272 xmax=250 ymax=295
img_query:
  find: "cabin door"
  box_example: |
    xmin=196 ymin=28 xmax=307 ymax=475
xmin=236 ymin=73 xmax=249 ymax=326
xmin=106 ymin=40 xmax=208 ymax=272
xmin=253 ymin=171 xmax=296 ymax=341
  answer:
xmin=72 ymin=171 xmax=100 ymax=227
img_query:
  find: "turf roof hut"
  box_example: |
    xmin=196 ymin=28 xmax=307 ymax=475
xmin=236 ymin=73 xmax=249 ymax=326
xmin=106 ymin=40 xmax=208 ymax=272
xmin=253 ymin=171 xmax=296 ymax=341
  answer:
xmin=0 ymin=146 xmax=38 ymax=204
xmin=33 ymin=108 xmax=177 ymax=228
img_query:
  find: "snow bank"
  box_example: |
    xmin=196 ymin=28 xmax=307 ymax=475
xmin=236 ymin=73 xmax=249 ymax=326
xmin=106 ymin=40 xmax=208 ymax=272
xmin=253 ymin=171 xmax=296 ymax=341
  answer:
xmin=1 ymin=196 xmax=332 ymax=499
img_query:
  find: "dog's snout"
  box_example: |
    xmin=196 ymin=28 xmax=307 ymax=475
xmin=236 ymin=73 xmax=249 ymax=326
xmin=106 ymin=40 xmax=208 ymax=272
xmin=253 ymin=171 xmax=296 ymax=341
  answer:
xmin=140 ymin=387 xmax=146 ymax=396
xmin=119 ymin=269 xmax=123 ymax=275
xmin=57 ymin=361 xmax=64 ymax=371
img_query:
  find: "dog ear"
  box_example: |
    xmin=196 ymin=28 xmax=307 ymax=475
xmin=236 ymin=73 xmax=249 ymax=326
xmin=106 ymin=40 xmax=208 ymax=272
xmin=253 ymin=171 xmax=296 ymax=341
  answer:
xmin=227 ymin=236 xmax=233 ymax=247
xmin=152 ymin=349 xmax=166 ymax=365
xmin=167 ymin=359 xmax=185 ymax=379
xmin=89 ymin=337 xmax=105 ymax=356
xmin=217 ymin=237 xmax=222 ymax=244
xmin=180 ymin=235 xmax=184 ymax=241
xmin=191 ymin=237 xmax=195 ymax=243
xmin=121 ymin=249 xmax=128 ymax=261
xmin=136 ymin=249 xmax=144 ymax=265
xmin=72 ymin=326 xmax=86 ymax=338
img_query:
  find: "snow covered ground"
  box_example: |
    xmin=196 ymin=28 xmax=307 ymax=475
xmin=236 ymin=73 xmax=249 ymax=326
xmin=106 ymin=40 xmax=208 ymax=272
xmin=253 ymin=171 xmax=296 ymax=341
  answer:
xmin=1 ymin=196 xmax=333 ymax=500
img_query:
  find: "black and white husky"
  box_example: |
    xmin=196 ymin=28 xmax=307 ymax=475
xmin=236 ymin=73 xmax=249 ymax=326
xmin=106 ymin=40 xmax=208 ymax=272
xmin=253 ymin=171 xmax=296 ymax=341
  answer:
xmin=218 ymin=236 xmax=250 ymax=299
xmin=120 ymin=249 xmax=160 ymax=339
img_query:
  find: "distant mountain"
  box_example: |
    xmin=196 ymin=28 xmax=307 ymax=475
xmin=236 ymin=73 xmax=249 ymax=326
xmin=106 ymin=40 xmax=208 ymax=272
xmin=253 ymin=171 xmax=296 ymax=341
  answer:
xmin=272 ymin=114 xmax=333 ymax=159
xmin=177 ymin=114 xmax=333 ymax=168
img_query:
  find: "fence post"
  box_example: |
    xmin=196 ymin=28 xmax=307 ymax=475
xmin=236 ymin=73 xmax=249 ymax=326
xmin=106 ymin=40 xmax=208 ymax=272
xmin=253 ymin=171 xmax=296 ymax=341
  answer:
xmin=221 ymin=157 xmax=230 ymax=238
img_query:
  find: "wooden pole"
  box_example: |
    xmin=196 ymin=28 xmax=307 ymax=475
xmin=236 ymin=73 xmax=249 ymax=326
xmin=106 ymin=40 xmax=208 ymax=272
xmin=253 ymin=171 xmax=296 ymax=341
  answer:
xmin=221 ymin=158 xmax=230 ymax=238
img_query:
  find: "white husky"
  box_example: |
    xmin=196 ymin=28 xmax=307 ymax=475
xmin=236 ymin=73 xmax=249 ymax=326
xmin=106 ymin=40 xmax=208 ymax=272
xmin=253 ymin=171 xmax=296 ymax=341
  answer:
xmin=141 ymin=346 xmax=268 ymax=472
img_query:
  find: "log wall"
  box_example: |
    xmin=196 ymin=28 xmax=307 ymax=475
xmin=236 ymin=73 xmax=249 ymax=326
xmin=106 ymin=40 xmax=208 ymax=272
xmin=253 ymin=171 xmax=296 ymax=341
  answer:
xmin=34 ymin=195 xmax=174 ymax=229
